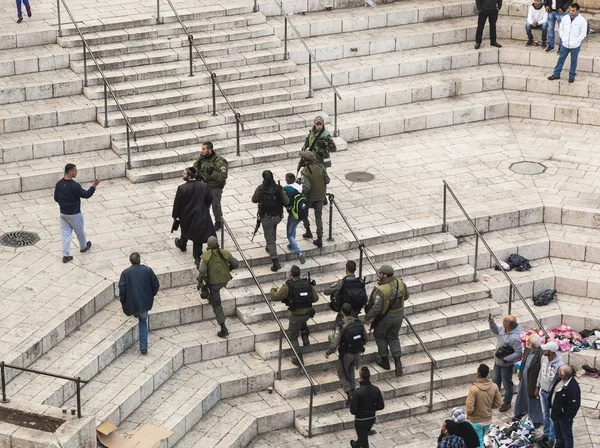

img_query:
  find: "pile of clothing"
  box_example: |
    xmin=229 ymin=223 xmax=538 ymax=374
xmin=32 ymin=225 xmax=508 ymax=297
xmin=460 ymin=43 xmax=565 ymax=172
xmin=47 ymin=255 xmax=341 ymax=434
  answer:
xmin=484 ymin=416 xmax=535 ymax=447
xmin=520 ymin=325 xmax=585 ymax=353
xmin=579 ymin=329 xmax=600 ymax=350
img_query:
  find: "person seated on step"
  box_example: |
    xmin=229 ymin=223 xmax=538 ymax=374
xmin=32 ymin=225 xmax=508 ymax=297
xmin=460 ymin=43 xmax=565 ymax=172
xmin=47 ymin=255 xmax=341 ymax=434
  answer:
xmin=270 ymin=265 xmax=319 ymax=367
xmin=437 ymin=408 xmax=480 ymax=448
xmin=325 ymin=303 xmax=367 ymax=408
xmin=526 ymin=0 xmax=549 ymax=47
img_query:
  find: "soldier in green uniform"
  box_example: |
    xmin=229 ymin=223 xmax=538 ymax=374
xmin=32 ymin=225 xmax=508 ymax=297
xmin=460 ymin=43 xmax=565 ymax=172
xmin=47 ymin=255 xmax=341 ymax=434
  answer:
xmin=302 ymin=116 xmax=336 ymax=168
xmin=197 ymin=236 xmax=239 ymax=338
xmin=299 ymin=152 xmax=330 ymax=248
xmin=270 ymin=265 xmax=319 ymax=366
xmin=364 ymin=265 xmax=406 ymax=377
xmin=193 ymin=141 xmax=228 ymax=231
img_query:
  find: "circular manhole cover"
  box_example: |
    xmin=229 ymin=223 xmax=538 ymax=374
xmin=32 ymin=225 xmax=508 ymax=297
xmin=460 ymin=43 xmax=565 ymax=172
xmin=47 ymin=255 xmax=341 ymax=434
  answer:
xmin=345 ymin=171 xmax=375 ymax=182
xmin=0 ymin=231 xmax=40 ymax=248
xmin=510 ymin=161 xmax=546 ymax=175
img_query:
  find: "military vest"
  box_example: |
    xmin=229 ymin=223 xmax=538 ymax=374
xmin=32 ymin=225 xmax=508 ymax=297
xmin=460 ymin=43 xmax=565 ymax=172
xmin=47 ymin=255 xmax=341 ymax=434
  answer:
xmin=376 ymin=278 xmax=405 ymax=315
xmin=200 ymin=249 xmax=232 ymax=285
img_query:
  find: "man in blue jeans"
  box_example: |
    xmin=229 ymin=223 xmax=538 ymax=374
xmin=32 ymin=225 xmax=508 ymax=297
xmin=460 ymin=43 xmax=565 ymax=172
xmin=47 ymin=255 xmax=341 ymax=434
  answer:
xmin=16 ymin=0 xmax=32 ymax=23
xmin=489 ymin=315 xmax=522 ymax=412
xmin=119 ymin=253 xmax=160 ymax=355
xmin=548 ymin=3 xmax=587 ymax=83
xmin=535 ymin=342 xmax=564 ymax=446
xmin=283 ymin=172 xmax=306 ymax=265
xmin=544 ymin=0 xmax=570 ymax=52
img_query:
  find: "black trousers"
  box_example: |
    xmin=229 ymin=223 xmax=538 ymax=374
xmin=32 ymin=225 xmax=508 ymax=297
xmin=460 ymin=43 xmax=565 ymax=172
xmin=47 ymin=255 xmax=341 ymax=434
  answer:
xmin=475 ymin=9 xmax=498 ymax=44
xmin=354 ymin=418 xmax=375 ymax=448
xmin=179 ymin=236 xmax=202 ymax=261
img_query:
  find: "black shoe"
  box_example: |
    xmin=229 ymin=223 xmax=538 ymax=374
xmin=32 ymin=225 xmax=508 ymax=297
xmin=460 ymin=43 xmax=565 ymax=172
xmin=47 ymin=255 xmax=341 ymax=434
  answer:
xmin=301 ymin=333 xmax=310 ymax=346
xmin=62 ymin=256 xmax=73 ymax=263
xmin=175 ymin=238 xmax=187 ymax=252
xmin=569 ymin=77 xmax=575 ymax=83
xmin=17 ymin=17 xmax=23 ymax=23
xmin=271 ymin=259 xmax=281 ymax=272
xmin=141 ymin=349 xmax=147 ymax=355
xmin=291 ymin=356 xmax=303 ymax=367
xmin=545 ymin=46 xmax=555 ymax=53
xmin=350 ymin=440 xmax=358 ymax=448
xmin=80 ymin=241 xmax=92 ymax=253
xmin=302 ymin=230 xmax=313 ymax=239
xmin=474 ymin=42 xmax=481 ymax=49
xmin=217 ymin=324 xmax=229 ymax=338
xmin=393 ymin=356 xmax=403 ymax=377
xmin=312 ymin=238 xmax=323 ymax=248
xmin=368 ymin=430 xmax=377 ymax=436
xmin=376 ymin=356 xmax=390 ymax=370
xmin=490 ymin=41 xmax=502 ymax=48
xmin=26 ymin=8 xmax=31 ymax=16
xmin=526 ymin=40 xmax=533 ymax=46
xmin=345 ymin=392 xmax=352 ymax=407
xmin=542 ymin=41 xmax=547 ymax=49
xmin=214 ymin=221 xmax=222 ymax=231
xmin=548 ymin=75 xmax=560 ymax=80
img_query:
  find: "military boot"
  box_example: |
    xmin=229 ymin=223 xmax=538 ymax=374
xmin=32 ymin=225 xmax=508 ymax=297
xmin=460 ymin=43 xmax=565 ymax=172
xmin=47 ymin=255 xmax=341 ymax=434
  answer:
xmin=312 ymin=238 xmax=323 ymax=248
xmin=291 ymin=353 xmax=304 ymax=367
xmin=376 ymin=356 xmax=390 ymax=370
xmin=271 ymin=258 xmax=281 ymax=272
xmin=301 ymin=328 xmax=311 ymax=346
xmin=217 ymin=324 xmax=229 ymax=338
xmin=394 ymin=356 xmax=403 ymax=377
xmin=345 ymin=390 xmax=353 ymax=408
xmin=302 ymin=229 xmax=313 ymax=239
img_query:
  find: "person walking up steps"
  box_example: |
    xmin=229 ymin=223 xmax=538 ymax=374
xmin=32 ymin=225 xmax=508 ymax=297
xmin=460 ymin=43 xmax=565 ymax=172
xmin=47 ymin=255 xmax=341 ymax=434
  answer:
xmin=16 ymin=0 xmax=32 ymax=23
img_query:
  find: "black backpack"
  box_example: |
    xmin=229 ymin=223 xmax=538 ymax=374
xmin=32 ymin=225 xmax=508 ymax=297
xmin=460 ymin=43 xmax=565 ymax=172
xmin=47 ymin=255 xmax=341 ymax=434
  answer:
xmin=340 ymin=319 xmax=366 ymax=354
xmin=338 ymin=277 xmax=367 ymax=312
xmin=286 ymin=278 xmax=313 ymax=311
xmin=260 ymin=184 xmax=283 ymax=216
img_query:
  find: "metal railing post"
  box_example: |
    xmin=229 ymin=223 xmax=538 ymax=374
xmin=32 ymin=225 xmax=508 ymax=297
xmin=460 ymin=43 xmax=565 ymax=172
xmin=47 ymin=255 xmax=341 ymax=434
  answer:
xmin=277 ymin=331 xmax=283 ymax=381
xmin=308 ymin=57 xmax=313 ymax=98
xmin=211 ymin=73 xmax=217 ymax=116
xmin=220 ymin=225 xmax=225 ymax=247
xmin=327 ymin=194 xmax=334 ymax=241
xmin=188 ymin=35 xmax=194 ymax=77
xmin=473 ymin=218 xmax=478 ymax=282
xmin=429 ymin=362 xmax=434 ymax=412
xmin=76 ymin=377 xmax=82 ymax=418
xmin=83 ymin=45 xmax=88 ymax=87
xmin=1 ymin=362 xmax=8 ymax=403
xmin=284 ymin=17 xmax=288 ymax=60
xmin=359 ymin=245 xmax=364 ymax=278
xmin=308 ymin=388 xmax=314 ymax=438
xmin=156 ymin=0 xmax=160 ymax=24
xmin=253 ymin=0 xmax=258 ymax=12
xmin=57 ymin=0 xmax=62 ymax=37
xmin=103 ymin=81 xmax=108 ymax=128
xmin=442 ymin=183 xmax=447 ymax=233
xmin=126 ymin=126 xmax=131 ymax=170
xmin=235 ymin=113 xmax=241 ymax=157
xmin=508 ymin=284 xmax=513 ymax=315
xmin=334 ymin=93 xmax=338 ymax=137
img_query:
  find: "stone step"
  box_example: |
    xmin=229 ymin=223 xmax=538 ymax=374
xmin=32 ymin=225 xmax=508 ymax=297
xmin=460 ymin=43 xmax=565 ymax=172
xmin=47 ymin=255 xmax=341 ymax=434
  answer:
xmin=499 ymin=39 xmax=600 ymax=74
xmin=0 ymin=69 xmax=82 ymax=105
xmin=57 ymin=14 xmax=268 ymax=49
xmin=254 ymin=295 xmax=499 ymax=361
xmin=94 ymin=72 xmax=306 ymax=113
xmin=0 ymin=44 xmax=70 ymax=77
xmin=0 ymin=95 xmax=96 ymax=134
xmin=124 ymin=137 xmax=348 ymax=182
xmin=335 ymin=90 xmax=508 ymax=143
xmin=56 ymin=3 xmax=255 ymax=37
xmin=278 ymin=340 xmax=496 ymax=405
xmin=294 ymin=360 xmax=491 ymax=436
xmin=0 ymin=149 xmax=123 ymax=195
xmin=268 ymin=0 xmax=476 ymax=41
xmin=505 ymin=89 xmax=600 ymax=125
xmin=82 ymin=59 xmax=297 ymax=97
xmin=0 ymin=29 xmax=56 ymax=51
xmin=303 ymin=41 xmax=499 ymax=91
xmin=104 ymin=85 xmax=310 ymax=127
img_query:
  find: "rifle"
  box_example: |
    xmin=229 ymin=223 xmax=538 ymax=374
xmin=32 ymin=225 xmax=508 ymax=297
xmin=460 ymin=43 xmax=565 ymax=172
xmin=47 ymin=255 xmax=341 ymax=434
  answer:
xmin=251 ymin=214 xmax=262 ymax=242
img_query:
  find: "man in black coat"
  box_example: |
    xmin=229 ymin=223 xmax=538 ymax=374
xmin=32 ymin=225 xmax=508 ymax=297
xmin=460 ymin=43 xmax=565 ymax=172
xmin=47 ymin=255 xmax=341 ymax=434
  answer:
xmin=173 ymin=167 xmax=216 ymax=266
xmin=549 ymin=365 xmax=580 ymax=448
xmin=350 ymin=366 xmax=384 ymax=448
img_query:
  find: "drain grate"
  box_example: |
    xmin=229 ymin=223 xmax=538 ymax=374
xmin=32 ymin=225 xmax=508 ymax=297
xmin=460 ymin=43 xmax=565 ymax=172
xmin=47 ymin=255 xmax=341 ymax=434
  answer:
xmin=510 ymin=161 xmax=546 ymax=175
xmin=0 ymin=231 xmax=40 ymax=248
xmin=345 ymin=171 xmax=375 ymax=182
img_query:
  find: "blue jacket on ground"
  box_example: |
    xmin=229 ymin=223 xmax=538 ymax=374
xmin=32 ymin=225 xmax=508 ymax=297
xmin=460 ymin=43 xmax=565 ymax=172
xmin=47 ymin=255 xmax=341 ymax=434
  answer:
xmin=118 ymin=265 xmax=160 ymax=316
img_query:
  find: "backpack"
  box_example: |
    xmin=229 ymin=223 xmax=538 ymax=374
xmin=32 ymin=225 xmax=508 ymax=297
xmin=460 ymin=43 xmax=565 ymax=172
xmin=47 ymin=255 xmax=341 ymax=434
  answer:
xmin=290 ymin=192 xmax=309 ymax=220
xmin=285 ymin=278 xmax=313 ymax=311
xmin=260 ymin=184 xmax=283 ymax=216
xmin=340 ymin=319 xmax=366 ymax=355
xmin=338 ymin=277 xmax=367 ymax=312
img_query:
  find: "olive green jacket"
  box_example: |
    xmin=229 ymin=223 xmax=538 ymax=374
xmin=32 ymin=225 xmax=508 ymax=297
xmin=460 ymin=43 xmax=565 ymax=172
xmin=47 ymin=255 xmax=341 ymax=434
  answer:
xmin=301 ymin=162 xmax=330 ymax=202
xmin=271 ymin=277 xmax=319 ymax=315
xmin=193 ymin=152 xmax=228 ymax=189
xmin=197 ymin=249 xmax=239 ymax=286
xmin=364 ymin=276 xmax=405 ymax=322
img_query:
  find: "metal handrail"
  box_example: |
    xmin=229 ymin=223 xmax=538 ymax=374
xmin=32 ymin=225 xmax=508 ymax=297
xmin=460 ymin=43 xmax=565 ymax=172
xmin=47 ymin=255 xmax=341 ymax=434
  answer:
xmin=55 ymin=0 xmax=137 ymax=170
xmin=326 ymin=193 xmax=436 ymax=413
xmin=1 ymin=361 xmax=87 ymax=418
xmin=272 ymin=0 xmax=342 ymax=137
xmin=441 ymin=181 xmax=550 ymax=339
xmin=221 ymin=219 xmax=317 ymax=437
xmin=159 ymin=0 xmax=245 ymax=156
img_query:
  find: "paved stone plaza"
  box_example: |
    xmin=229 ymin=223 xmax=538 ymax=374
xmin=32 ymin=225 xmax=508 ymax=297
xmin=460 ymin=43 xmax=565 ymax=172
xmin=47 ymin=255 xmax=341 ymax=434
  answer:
xmin=2 ymin=0 xmax=600 ymax=445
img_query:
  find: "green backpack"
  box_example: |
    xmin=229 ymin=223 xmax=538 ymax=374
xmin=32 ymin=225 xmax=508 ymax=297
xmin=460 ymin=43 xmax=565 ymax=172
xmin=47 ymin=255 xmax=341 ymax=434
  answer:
xmin=290 ymin=192 xmax=309 ymax=220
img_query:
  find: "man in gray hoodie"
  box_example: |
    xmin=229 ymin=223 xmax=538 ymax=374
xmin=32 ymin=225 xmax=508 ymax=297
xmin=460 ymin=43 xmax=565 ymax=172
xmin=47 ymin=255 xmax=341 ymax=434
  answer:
xmin=489 ymin=314 xmax=522 ymax=412
xmin=535 ymin=341 xmax=564 ymax=446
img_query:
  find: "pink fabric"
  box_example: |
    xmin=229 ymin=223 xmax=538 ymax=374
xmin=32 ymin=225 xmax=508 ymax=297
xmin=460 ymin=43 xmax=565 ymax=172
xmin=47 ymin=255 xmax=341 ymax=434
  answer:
xmin=520 ymin=325 xmax=582 ymax=352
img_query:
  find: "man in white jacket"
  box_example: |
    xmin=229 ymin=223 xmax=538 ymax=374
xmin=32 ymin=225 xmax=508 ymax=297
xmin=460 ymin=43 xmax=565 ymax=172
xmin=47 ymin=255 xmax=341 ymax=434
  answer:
xmin=548 ymin=3 xmax=587 ymax=83
xmin=526 ymin=0 xmax=548 ymax=46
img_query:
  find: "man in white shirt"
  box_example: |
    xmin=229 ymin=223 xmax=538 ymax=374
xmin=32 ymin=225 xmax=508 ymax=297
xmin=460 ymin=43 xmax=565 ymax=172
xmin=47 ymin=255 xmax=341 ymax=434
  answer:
xmin=548 ymin=3 xmax=587 ymax=83
xmin=526 ymin=0 xmax=549 ymax=47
